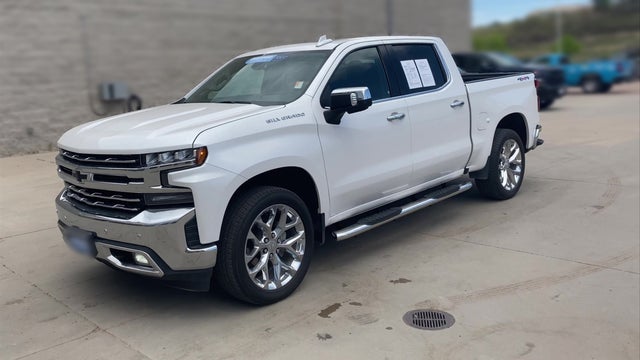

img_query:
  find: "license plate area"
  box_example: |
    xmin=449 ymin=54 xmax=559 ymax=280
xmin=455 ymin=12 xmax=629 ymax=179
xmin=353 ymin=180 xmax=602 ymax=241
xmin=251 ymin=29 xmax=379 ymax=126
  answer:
xmin=61 ymin=225 xmax=97 ymax=257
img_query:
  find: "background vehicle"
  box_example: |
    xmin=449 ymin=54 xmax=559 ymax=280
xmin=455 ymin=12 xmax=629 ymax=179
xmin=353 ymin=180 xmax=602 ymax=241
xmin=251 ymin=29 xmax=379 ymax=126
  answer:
xmin=453 ymin=52 xmax=565 ymax=109
xmin=55 ymin=36 xmax=543 ymax=304
xmin=530 ymin=53 xmax=634 ymax=93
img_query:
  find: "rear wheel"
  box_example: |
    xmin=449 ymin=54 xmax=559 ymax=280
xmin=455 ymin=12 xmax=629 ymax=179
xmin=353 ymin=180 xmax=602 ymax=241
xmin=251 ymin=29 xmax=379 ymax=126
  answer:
xmin=599 ymin=83 xmax=612 ymax=93
xmin=475 ymin=129 xmax=525 ymax=200
xmin=581 ymin=76 xmax=602 ymax=94
xmin=214 ymin=186 xmax=314 ymax=305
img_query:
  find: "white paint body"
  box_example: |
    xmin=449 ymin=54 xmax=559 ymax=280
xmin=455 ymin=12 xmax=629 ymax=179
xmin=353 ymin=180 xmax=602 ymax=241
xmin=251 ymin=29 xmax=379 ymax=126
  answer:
xmin=58 ymin=36 xmax=540 ymax=246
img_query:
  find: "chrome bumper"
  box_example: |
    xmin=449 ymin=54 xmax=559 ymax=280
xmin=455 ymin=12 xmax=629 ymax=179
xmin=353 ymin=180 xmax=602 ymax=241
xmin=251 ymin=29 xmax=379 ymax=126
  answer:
xmin=56 ymin=191 xmax=217 ymax=275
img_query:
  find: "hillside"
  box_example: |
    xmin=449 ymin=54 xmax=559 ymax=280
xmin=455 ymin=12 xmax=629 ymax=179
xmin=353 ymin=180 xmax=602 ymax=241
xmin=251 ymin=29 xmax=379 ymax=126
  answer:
xmin=473 ymin=1 xmax=640 ymax=61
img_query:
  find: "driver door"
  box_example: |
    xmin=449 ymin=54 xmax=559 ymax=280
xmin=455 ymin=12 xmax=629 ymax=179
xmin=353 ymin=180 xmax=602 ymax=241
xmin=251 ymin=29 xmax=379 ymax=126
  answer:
xmin=313 ymin=46 xmax=412 ymax=221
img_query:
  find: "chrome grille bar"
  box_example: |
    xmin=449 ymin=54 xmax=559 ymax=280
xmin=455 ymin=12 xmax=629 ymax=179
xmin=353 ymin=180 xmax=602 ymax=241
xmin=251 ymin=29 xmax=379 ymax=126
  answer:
xmin=60 ymin=150 xmax=141 ymax=168
xmin=67 ymin=185 xmax=141 ymax=203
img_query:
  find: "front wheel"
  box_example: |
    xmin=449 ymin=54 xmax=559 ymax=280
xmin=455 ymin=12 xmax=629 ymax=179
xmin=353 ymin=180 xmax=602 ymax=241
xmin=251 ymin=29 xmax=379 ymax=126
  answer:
xmin=475 ymin=129 xmax=526 ymax=200
xmin=214 ymin=186 xmax=314 ymax=305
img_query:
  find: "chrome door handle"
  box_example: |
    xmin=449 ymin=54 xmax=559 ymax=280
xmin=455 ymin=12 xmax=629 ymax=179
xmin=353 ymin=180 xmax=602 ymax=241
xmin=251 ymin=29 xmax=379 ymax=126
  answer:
xmin=387 ymin=112 xmax=406 ymax=121
xmin=450 ymin=100 xmax=465 ymax=108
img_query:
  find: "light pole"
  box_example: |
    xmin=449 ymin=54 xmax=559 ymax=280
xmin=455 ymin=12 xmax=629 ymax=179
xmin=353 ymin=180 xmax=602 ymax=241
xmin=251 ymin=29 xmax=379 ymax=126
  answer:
xmin=556 ymin=0 xmax=564 ymax=53
xmin=387 ymin=0 xmax=394 ymax=35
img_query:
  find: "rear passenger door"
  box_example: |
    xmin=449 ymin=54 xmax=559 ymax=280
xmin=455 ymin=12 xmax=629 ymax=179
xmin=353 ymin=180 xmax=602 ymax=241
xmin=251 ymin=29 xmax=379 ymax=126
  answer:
xmin=385 ymin=43 xmax=472 ymax=187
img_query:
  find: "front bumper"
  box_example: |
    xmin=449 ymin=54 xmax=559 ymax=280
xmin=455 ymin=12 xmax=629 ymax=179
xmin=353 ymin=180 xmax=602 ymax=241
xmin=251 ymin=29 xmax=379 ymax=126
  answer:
xmin=56 ymin=191 xmax=217 ymax=290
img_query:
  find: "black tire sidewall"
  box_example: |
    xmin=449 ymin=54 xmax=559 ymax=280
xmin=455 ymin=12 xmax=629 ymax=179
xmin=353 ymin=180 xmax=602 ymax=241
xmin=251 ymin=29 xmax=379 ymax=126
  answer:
xmin=223 ymin=187 xmax=314 ymax=304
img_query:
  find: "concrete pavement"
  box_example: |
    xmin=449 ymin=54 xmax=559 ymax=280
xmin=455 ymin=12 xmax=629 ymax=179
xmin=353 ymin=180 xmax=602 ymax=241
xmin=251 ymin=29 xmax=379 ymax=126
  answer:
xmin=1 ymin=82 xmax=638 ymax=359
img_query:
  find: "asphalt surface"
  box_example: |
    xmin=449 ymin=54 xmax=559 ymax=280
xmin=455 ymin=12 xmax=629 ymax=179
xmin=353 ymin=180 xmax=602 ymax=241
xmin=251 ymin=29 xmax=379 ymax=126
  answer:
xmin=1 ymin=82 xmax=639 ymax=360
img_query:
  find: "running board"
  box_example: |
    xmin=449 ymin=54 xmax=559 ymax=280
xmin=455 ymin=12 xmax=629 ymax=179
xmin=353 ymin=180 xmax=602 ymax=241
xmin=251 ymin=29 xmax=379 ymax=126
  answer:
xmin=332 ymin=181 xmax=473 ymax=241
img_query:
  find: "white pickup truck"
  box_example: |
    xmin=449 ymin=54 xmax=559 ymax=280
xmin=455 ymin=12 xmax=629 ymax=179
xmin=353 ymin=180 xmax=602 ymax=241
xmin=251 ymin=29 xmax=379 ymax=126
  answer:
xmin=55 ymin=36 xmax=543 ymax=304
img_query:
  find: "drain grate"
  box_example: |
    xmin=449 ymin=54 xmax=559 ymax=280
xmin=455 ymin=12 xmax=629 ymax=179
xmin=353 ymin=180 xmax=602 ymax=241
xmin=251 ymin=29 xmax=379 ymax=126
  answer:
xmin=403 ymin=309 xmax=455 ymax=330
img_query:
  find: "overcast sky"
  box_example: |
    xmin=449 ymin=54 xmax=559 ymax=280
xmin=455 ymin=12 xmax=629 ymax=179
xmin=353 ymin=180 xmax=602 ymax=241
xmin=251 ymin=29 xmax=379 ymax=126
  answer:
xmin=473 ymin=0 xmax=591 ymax=27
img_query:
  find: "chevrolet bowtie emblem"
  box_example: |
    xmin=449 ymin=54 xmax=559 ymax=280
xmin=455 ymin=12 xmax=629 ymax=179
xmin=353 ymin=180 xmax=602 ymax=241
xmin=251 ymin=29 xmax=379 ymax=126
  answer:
xmin=72 ymin=171 xmax=93 ymax=183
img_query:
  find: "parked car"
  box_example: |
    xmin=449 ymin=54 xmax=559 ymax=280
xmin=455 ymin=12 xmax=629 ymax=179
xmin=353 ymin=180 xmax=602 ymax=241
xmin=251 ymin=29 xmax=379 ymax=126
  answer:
xmin=55 ymin=36 xmax=543 ymax=304
xmin=452 ymin=52 xmax=565 ymax=109
xmin=530 ymin=53 xmax=634 ymax=93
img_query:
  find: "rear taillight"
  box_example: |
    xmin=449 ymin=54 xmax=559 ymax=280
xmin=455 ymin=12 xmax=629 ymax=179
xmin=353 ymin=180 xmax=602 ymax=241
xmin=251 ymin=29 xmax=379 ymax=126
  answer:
xmin=534 ymin=79 xmax=541 ymax=88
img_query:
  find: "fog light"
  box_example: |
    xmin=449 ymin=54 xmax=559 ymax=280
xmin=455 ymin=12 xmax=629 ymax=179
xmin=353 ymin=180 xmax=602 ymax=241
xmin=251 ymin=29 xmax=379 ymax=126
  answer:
xmin=134 ymin=253 xmax=150 ymax=266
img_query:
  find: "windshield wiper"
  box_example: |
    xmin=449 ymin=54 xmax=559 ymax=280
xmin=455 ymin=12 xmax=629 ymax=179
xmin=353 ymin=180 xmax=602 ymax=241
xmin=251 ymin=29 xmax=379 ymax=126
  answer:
xmin=214 ymin=100 xmax=254 ymax=104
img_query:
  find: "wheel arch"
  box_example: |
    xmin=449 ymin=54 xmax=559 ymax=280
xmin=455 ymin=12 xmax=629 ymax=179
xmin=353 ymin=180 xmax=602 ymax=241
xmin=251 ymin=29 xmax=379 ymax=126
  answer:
xmin=496 ymin=112 xmax=528 ymax=148
xmin=471 ymin=112 xmax=528 ymax=180
xmin=223 ymin=166 xmax=325 ymax=243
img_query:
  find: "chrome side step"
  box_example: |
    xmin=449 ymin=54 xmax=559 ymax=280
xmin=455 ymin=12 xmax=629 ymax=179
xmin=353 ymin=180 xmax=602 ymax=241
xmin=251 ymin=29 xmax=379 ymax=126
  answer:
xmin=332 ymin=181 xmax=473 ymax=241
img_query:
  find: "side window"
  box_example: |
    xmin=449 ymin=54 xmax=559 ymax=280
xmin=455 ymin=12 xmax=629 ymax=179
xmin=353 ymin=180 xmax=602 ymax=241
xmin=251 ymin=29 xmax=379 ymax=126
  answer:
xmin=559 ymin=56 xmax=570 ymax=65
xmin=465 ymin=55 xmax=485 ymax=72
xmin=321 ymin=47 xmax=390 ymax=107
xmin=389 ymin=44 xmax=447 ymax=94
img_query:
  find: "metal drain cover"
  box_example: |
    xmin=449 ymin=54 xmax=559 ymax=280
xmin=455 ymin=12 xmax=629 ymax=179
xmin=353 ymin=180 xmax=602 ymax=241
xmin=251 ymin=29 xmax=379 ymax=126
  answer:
xmin=403 ymin=309 xmax=455 ymax=330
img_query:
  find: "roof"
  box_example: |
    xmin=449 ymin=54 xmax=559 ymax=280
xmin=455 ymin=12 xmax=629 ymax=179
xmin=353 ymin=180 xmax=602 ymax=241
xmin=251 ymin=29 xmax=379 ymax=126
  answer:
xmin=239 ymin=35 xmax=441 ymax=57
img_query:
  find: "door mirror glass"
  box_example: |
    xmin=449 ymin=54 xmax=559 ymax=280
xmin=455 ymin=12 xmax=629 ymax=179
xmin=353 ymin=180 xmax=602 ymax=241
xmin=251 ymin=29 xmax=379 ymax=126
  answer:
xmin=324 ymin=87 xmax=372 ymax=124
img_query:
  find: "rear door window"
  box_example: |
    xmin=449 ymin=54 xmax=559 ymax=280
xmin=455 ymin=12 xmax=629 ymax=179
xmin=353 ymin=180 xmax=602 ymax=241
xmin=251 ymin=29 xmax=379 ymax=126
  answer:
xmin=387 ymin=44 xmax=448 ymax=94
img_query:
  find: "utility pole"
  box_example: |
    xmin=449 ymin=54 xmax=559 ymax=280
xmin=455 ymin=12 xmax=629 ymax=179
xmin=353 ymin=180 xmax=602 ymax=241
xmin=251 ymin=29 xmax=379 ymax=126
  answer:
xmin=386 ymin=0 xmax=394 ymax=35
xmin=555 ymin=1 xmax=564 ymax=53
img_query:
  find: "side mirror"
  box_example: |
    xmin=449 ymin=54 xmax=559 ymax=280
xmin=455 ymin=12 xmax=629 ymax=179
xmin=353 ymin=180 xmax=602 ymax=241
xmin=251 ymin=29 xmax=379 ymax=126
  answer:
xmin=324 ymin=87 xmax=372 ymax=125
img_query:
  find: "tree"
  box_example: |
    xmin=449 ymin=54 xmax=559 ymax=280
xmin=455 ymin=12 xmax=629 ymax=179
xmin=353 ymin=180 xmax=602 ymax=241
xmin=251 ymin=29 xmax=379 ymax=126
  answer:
xmin=593 ymin=0 xmax=611 ymax=11
xmin=556 ymin=35 xmax=582 ymax=55
xmin=473 ymin=32 xmax=509 ymax=52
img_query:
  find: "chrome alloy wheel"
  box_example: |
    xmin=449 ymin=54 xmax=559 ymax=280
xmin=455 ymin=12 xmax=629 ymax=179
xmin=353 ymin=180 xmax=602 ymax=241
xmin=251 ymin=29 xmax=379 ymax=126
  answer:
xmin=245 ymin=204 xmax=305 ymax=290
xmin=498 ymin=139 xmax=523 ymax=191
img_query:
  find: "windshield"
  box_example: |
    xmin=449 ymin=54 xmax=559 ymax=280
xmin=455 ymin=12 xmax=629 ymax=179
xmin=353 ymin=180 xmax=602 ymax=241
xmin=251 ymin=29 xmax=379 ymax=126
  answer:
xmin=184 ymin=51 xmax=331 ymax=106
xmin=485 ymin=52 xmax=524 ymax=67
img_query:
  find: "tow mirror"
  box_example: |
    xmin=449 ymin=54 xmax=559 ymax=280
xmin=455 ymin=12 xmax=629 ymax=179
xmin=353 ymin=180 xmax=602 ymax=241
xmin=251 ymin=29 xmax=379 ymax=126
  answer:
xmin=324 ymin=87 xmax=372 ymax=125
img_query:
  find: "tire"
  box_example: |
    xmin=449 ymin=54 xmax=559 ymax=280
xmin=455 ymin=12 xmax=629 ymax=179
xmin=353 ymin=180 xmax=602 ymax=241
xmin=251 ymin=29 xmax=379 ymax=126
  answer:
xmin=581 ymin=76 xmax=602 ymax=94
xmin=214 ymin=186 xmax=314 ymax=305
xmin=598 ymin=83 xmax=612 ymax=93
xmin=475 ymin=129 xmax=526 ymax=200
xmin=539 ymin=98 xmax=554 ymax=110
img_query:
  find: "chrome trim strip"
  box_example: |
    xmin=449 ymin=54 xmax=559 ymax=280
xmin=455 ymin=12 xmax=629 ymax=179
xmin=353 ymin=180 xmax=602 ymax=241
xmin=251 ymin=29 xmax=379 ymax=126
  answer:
xmin=67 ymin=185 xmax=141 ymax=203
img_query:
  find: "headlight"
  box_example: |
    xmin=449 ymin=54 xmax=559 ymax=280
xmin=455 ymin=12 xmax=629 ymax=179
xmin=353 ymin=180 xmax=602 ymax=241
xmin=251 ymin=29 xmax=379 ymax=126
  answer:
xmin=144 ymin=147 xmax=208 ymax=168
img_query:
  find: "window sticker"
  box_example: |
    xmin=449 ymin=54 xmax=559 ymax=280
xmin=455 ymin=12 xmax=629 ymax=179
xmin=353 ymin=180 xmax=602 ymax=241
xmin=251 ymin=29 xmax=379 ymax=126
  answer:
xmin=414 ymin=59 xmax=436 ymax=87
xmin=400 ymin=60 xmax=423 ymax=89
xmin=294 ymin=81 xmax=304 ymax=89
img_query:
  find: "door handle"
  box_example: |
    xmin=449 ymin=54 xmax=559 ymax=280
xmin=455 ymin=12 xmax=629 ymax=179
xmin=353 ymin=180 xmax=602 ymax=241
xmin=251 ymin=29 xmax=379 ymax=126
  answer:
xmin=387 ymin=112 xmax=406 ymax=121
xmin=450 ymin=100 xmax=465 ymax=108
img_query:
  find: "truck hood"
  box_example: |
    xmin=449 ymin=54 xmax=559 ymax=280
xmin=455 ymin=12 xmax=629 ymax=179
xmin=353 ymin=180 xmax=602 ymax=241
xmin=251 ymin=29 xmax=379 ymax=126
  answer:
xmin=58 ymin=103 xmax=282 ymax=154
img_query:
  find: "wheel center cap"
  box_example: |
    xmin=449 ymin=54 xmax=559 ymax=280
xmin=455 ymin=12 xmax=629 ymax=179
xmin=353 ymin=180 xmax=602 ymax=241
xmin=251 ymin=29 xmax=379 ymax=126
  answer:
xmin=267 ymin=241 xmax=277 ymax=253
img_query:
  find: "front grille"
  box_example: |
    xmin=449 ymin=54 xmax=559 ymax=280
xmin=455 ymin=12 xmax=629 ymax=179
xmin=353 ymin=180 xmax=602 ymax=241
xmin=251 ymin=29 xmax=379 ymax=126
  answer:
xmin=60 ymin=150 xmax=143 ymax=169
xmin=65 ymin=184 xmax=144 ymax=219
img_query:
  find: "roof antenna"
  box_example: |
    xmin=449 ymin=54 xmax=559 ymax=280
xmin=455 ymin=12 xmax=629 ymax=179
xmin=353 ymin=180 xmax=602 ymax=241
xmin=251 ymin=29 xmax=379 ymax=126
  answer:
xmin=316 ymin=35 xmax=333 ymax=47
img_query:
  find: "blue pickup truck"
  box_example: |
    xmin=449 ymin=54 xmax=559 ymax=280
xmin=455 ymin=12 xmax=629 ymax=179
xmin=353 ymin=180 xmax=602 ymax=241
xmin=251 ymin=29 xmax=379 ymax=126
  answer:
xmin=529 ymin=53 xmax=634 ymax=93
